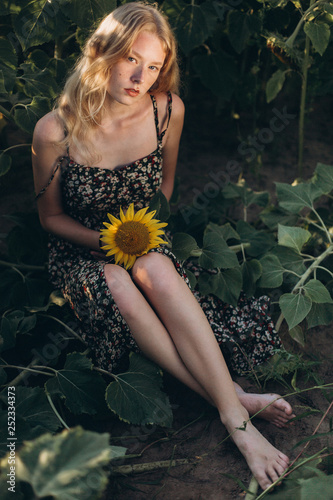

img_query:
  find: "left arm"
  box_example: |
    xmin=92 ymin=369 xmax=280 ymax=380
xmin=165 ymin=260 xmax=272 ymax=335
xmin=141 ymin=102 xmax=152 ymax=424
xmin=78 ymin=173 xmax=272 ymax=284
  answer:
xmin=160 ymin=93 xmax=185 ymax=201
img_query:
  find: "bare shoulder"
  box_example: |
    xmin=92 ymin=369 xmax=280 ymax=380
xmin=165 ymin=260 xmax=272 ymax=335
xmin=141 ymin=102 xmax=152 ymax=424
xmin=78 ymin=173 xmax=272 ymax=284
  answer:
xmin=33 ymin=110 xmax=65 ymax=146
xmin=154 ymin=92 xmax=184 ymax=127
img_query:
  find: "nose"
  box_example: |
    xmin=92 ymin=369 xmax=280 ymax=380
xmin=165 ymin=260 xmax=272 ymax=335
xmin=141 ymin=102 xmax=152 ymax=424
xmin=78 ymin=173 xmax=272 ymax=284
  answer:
xmin=131 ymin=67 xmax=144 ymax=84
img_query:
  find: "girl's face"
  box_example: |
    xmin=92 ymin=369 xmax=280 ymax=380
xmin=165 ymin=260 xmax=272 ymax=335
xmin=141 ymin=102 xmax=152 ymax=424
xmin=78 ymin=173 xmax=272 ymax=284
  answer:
xmin=107 ymin=31 xmax=166 ymax=104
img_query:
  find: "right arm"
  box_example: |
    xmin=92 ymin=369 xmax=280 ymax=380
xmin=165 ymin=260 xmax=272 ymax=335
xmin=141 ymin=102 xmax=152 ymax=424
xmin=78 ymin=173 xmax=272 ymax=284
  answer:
xmin=32 ymin=112 xmax=100 ymax=251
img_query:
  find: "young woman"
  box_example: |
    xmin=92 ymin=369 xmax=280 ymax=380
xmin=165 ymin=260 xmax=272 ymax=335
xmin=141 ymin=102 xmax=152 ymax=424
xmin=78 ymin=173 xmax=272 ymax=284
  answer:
xmin=32 ymin=2 xmax=294 ymax=491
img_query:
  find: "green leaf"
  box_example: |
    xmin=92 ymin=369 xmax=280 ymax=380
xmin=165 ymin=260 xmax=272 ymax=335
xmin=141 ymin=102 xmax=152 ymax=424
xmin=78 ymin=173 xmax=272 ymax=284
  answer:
xmin=19 ymin=62 xmax=58 ymax=99
xmin=0 ymin=153 xmax=12 ymax=177
xmin=258 ymin=254 xmax=284 ymax=288
xmin=45 ymin=352 xmax=107 ymax=415
xmin=260 ymin=206 xmax=299 ymax=230
xmin=208 ymin=222 xmax=240 ymax=242
xmin=236 ymin=221 xmax=276 ymax=257
xmin=266 ymin=69 xmax=287 ymax=103
xmin=184 ymin=267 xmax=197 ymax=289
xmin=192 ymin=50 xmax=238 ymax=101
xmin=227 ymin=10 xmax=251 ymax=54
xmin=199 ymin=231 xmax=239 ymax=269
xmin=213 ymin=268 xmax=243 ymax=306
xmin=163 ymin=0 xmax=214 ymax=54
xmin=14 ymin=96 xmax=50 ymax=134
xmin=279 ymin=292 xmax=312 ymax=329
xmin=106 ymin=352 xmax=173 ymax=426
xmin=172 ymin=232 xmax=199 ymax=260
xmin=14 ymin=0 xmax=69 ymax=51
xmin=307 ymin=302 xmax=333 ymax=328
xmin=289 ymin=325 xmax=305 ymax=347
xmin=241 ymin=259 xmax=262 ymax=298
xmin=278 ymin=224 xmax=311 ymax=253
xmin=311 ymin=162 xmax=333 ymax=194
xmin=223 ymin=181 xmax=269 ymax=208
xmin=275 ymin=182 xmax=315 ymax=213
xmin=0 ymin=317 xmax=17 ymax=353
xmin=271 ymin=246 xmax=306 ymax=278
xmin=60 ymin=0 xmax=117 ymax=29
xmin=148 ymin=190 xmax=170 ymax=222
xmin=197 ymin=272 xmax=218 ymax=296
xmin=15 ymin=386 xmax=60 ymax=432
xmin=0 ymin=38 xmax=17 ymax=92
xmin=304 ymin=21 xmax=330 ymax=56
xmin=303 ymin=279 xmax=333 ymax=303
xmin=11 ymin=427 xmax=115 ymax=500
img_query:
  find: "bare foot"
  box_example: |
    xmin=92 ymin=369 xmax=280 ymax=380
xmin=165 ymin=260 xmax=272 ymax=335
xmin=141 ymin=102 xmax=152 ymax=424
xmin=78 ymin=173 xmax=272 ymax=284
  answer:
xmin=234 ymin=383 xmax=295 ymax=428
xmin=223 ymin=411 xmax=290 ymax=490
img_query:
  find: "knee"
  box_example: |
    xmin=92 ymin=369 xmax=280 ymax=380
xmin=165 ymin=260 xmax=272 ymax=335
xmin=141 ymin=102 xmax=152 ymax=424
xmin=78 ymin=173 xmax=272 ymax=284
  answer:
xmin=132 ymin=252 xmax=178 ymax=291
xmin=104 ymin=263 xmax=132 ymax=295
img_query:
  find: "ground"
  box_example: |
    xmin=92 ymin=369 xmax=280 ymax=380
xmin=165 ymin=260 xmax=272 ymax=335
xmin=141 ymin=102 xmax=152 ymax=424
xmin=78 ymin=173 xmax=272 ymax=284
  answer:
xmin=0 ymin=95 xmax=332 ymax=499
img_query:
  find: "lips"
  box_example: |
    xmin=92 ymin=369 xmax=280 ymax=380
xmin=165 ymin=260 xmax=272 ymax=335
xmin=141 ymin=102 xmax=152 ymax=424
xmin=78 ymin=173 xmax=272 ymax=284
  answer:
xmin=125 ymin=88 xmax=140 ymax=97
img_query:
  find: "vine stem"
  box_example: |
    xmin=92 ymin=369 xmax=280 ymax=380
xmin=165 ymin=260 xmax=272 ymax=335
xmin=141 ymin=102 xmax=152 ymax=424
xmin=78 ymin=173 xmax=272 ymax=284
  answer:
xmin=1 ymin=143 xmax=31 ymax=155
xmin=0 ymin=364 xmax=53 ymax=377
xmin=46 ymin=393 xmax=70 ymax=430
xmin=112 ymin=458 xmax=196 ymax=476
xmin=0 ymin=104 xmax=12 ymax=121
xmin=0 ymin=260 xmax=46 ymax=272
xmin=286 ymin=0 xmax=326 ymax=48
xmin=38 ymin=314 xmax=87 ymax=344
xmin=275 ymin=243 xmax=333 ymax=332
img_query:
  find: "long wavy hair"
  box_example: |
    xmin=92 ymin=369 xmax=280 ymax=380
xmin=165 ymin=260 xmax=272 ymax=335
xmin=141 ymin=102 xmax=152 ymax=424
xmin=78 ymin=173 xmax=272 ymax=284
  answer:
xmin=56 ymin=2 xmax=179 ymax=163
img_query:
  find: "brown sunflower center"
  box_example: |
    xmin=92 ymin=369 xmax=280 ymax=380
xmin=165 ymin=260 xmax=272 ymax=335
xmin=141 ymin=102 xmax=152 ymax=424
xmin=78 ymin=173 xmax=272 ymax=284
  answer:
xmin=115 ymin=221 xmax=150 ymax=255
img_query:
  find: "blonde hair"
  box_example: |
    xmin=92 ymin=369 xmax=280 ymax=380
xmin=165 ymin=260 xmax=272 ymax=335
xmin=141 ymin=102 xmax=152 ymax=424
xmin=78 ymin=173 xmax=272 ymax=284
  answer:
xmin=56 ymin=2 xmax=179 ymax=163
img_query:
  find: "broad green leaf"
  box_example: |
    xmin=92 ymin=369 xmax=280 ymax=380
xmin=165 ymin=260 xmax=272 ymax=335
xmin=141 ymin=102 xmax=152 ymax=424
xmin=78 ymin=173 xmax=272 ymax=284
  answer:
xmin=266 ymin=69 xmax=287 ymax=103
xmin=0 ymin=153 xmax=12 ymax=177
xmin=303 ymin=279 xmax=333 ymax=303
xmin=279 ymin=292 xmax=312 ymax=329
xmin=15 ymin=386 xmax=60 ymax=432
xmin=19 ymin=62 xmax=58 ymax=99
xmin=241 ymin=259 xmax=262 ymax=298
xmin=223 ymin=181 xmax=269 ymax=208
xmin=163 ymin=0 xmax=213 ymax=54
xmin=14 ymin=0 xmax=69 ymax=51
xmin=106 ymin=353 xmax=173 ymax=426
xmin=275 ymin=182 xmax=315 ymax=213
xmin=0 ymin=317 xmax=17 ymax=353
xmin=198 ymin=272 xmax=218 ymax=296
xmin=324 ymin=3 xmax=333 ymax=15
xmin=258 ymin=254 xmax=284 ymax=288
xmin=267 ymin=465 xmax=333 ymax=499
xmin=213 ymin=268 xmax=243 ymax=306
xmin=260 ymin=206 xmax=299 ymax=230
xmin=14 ymin=96 xmax=50 ymax=134
xmin=278 ymin=224 xmax=311 ymax=253
xmin=0 ymin=38 xmax=17 ymax=92
xmin=236 ymin=221 xmax=276 ymax=257
xmin=271 ymin=246 xmax=306 ymax=277
xmin=172 ymin=232 xmax=199 ymax=260
xmin=227 ymin=11 xmax=251 ymax=54
xmin=192 ymin=50 xmax=238 ymax=101
xmin=311 ymin=162 xmax=333 ymax=194
xmin=199 ymin=231 xmax=239 ymax=269
xmin=60 ymin=0 xmax=117 ymax=29
xmin=306 ymin=302 xmax=333 ymax=328
xmin=289 ymin=325 xmax=305 ymax=347
xmin=206 ymin=222 xmax=240 ymax=242
xmin=45 ymin=352 xmax=107 ymax=415
xmin=11 ymin=427 xmax=115 ymax=500
xmin=304 ymin=21 xmax=330 ymax=56
xmin=148 ymin=189 xmax=170 ymax=221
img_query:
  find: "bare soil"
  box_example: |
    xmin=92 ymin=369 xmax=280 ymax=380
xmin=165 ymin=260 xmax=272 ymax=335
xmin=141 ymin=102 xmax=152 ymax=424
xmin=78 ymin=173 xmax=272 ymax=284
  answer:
xmin=0 ymin=95 xmax=332 ymax=500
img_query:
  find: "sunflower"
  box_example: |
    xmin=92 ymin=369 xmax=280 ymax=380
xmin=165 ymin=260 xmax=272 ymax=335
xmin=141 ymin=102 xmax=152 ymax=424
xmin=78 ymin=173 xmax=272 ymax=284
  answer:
xmin=100 ymin=203 xmax=168 ymax=270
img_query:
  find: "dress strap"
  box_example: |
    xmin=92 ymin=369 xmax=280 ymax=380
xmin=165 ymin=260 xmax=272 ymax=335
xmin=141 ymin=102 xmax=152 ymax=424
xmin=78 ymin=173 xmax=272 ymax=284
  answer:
xmin=35 ymin=156 xmax=69 ymax=200
xmin=150 ymin=91 xmax=173 ymax=147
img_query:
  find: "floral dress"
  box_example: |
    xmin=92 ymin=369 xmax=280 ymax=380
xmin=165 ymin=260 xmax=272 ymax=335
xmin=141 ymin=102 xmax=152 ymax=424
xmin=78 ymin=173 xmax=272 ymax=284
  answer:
xmin=38 ymin=92 xmax=281 ymax=375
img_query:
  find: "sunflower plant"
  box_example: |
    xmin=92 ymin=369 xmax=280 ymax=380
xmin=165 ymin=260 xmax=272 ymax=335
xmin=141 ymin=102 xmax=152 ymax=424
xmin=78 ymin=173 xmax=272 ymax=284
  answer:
xmin=100 ymin=203 xmax=168 ymax=270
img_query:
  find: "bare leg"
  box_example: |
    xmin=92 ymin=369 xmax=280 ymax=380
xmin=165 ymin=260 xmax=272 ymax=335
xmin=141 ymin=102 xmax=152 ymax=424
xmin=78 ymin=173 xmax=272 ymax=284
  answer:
xmin=104 ymin=258 xmax=290 ymax=490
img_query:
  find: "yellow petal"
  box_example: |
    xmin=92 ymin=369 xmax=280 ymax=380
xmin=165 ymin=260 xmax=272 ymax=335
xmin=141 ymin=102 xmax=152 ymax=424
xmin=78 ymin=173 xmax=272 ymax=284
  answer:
xmin=119 ymin=207 xmax=126 ymax=223
xmin=107 ymin=213 xmax=121 ymax=225
xmin=133 ymin=206 xmax=149 ymax=221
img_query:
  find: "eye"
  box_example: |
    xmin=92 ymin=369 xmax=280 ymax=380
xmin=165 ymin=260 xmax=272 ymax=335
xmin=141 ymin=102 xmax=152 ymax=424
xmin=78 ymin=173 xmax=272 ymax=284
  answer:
xmin=149 ymin=65 xmax=159 ymax=71
xmin=128 ymin=56 xmax=136 ymax=63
